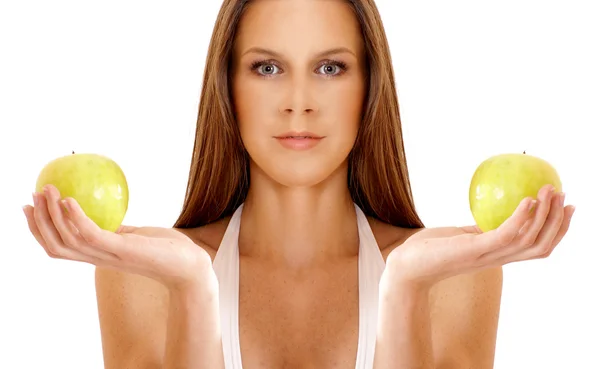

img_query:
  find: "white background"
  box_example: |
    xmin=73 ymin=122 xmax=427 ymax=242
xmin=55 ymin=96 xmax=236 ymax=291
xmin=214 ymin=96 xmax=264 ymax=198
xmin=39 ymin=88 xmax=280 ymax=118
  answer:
xmin=1 ymin=0 xmax=598 ymax=368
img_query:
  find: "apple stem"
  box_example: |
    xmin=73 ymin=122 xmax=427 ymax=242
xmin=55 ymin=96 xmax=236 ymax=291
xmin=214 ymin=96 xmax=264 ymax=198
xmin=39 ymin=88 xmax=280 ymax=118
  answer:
xmin=72 ymin=150 xmax=75 ymax=155
xmin=523 ymin=150 xmax=526 ymax=154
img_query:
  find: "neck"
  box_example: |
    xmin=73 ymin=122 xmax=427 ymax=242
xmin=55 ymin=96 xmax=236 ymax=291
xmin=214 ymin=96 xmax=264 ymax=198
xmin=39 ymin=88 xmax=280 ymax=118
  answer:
xmin=238 ymin=164 xmax=360 ymax=269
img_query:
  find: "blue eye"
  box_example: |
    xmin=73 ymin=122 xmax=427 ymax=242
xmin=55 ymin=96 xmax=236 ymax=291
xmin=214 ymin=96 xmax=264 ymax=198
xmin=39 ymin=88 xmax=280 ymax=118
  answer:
xmin=257 ymin=63 xmax=280 ymax=76
xmin=318 ymin=63 xmax=342 ymax=76
xmin=250 ymin=59 xmax=348 ymax=79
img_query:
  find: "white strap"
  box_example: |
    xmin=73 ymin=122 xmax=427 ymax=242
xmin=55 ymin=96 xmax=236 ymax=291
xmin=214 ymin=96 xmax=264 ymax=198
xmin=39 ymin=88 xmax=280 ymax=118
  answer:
xmin=212 ymin=204 xmax=244 ymax=369
xmin=213 ymin=203 xmax=385 ymax=369
xmin=354 ymin=204 xmax=386 ymax=369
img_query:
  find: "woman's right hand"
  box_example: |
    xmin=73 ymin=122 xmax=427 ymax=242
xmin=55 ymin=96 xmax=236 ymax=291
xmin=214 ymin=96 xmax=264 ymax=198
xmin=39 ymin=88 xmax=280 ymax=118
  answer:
xmin=23 ymin=184 xmax=214 ymax=291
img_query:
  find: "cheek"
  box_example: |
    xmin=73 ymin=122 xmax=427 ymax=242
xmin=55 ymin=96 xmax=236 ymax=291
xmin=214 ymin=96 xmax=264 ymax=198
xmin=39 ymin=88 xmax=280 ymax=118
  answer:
xmin=324 ymin=81 xmax=364 ymax=146
xmin=233 ymin=81 xmax=277 ymax=145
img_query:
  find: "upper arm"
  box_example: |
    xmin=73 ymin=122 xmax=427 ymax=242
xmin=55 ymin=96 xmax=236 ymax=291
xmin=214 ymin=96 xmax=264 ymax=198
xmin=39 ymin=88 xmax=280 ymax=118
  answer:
xmin=429 ymin=266 xmax=503 ymax=369
xmin=381 ymin=226 xmax=503 ymax=367
xmin=95 ymin=266 xmax=170 ymax=369
xmin=396 ymin=226 xmax=503 ymax=367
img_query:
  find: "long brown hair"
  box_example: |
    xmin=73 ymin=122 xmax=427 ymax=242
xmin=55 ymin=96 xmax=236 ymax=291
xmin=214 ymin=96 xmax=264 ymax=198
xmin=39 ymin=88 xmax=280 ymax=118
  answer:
xmin=173 ymin=0 xmax=424 ymax=230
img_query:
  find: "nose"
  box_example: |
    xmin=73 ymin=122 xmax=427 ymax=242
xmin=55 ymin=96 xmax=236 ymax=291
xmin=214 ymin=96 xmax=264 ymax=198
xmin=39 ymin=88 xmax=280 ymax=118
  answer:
xmin=278 ymin=76 xmax=319 ymax=115
xmin=279 ymin=107 xmax=316 ymax=114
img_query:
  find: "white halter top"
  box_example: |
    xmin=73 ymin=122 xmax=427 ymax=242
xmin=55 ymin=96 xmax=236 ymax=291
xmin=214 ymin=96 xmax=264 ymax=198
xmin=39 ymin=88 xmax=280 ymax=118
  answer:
xmin=212 ymin=203 xmax=386 ymax=369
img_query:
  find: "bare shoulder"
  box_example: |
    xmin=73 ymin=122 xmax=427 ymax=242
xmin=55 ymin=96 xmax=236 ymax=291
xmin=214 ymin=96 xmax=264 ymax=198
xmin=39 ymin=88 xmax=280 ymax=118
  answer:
xmin=376 ymin=223 xmax=504 ymax=308
xmin=367 ymin=217 xmax=425 ymax=261
xmin=370 ymin=220 xmax=503 ymax=307
xmin=173 ymin=215 xmax=233 ymax=262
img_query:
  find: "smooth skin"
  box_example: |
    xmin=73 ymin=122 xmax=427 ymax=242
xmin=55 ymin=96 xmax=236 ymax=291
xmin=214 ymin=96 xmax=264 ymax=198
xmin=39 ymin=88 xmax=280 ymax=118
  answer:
xmin=23 ymin=187 xmax=223 ymax=369
xmin=23 ymin=0 xmax=575 ymax=368
xmin=375 ymin=184 xmax=574 ymax=368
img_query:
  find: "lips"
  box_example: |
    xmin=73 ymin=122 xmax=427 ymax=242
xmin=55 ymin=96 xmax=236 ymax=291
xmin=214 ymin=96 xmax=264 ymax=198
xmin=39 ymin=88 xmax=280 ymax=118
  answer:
xmin=273 ymin=131 xmax=325 ymax=150
xmin=278 ymin=136 xmax=320 ymax=139
xmin=274 ymin=131 xmax=324 ymax=139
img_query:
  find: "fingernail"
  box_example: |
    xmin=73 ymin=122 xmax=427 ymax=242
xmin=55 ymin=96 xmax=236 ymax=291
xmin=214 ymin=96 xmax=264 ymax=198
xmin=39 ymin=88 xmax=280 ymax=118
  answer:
xmin=528 ymin=199 xmax=537 ymax=211
xmin=560 ymin=192 xmax=566 ymax=206
xmin=32 ymin=192 xmax=37 ymax=205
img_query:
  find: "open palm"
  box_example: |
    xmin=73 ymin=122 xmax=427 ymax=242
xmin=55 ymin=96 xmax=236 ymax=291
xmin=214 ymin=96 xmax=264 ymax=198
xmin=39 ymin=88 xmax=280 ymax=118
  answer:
xmin=23 ymin=184 xmax=212 ymax=289
xmin=388 ymin=184 xmax=575 ymax=287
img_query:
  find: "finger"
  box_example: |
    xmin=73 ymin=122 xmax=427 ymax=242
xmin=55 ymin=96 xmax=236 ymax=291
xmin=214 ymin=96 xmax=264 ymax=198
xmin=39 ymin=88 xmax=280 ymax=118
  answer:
xmin=515 ymin=214 xmax=535 ymax=236
xmin=23 ymin=205 xmax=48 ymax=249
xmin=62 ymin=196 xmax=126 ymax=254
xmin=44 ymin=185 xmax=121 ymax=262
xmin=509 ymin=203 xmax=575 ymax=263
xmin=32 ymin=191 xmax=66 ymax=257
xmin=32 ymin=191 xmax=101 ymax=263
xmin=43 ymin=185 xmax=84 ymax=247
xmin=529 ymin=192 xmax=565 ymax=252
xmin=476 ymin=214 xmax=536 ymax=264
xmin=551 ymin=205 xmax=576 ymax=246
xmin=474 ymin=187 xmax=555 ymax=264
xmin=514 ymin=184 xmax=556 ymax=248
xmin=465 ymin=196 xmax=535 ymax=255
xmin=489 ymin=193 xmax=561 ymax=263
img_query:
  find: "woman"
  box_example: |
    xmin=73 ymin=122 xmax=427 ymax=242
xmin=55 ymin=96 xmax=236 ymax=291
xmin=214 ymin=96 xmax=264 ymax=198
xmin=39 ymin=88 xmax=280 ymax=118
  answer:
xmin=23 ymin=0 xmax=575 ymax=368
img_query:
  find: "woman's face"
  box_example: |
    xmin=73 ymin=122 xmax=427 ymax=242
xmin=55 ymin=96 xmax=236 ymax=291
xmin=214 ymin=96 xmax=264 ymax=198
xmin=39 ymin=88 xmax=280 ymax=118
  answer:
xmin=231 ymin=0 xmax=367 ymax=187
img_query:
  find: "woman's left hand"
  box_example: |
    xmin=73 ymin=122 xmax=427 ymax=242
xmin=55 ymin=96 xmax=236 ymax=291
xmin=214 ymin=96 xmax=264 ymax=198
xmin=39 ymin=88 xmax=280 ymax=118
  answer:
xmin=385 ymin=184 xmax=576 ymax=289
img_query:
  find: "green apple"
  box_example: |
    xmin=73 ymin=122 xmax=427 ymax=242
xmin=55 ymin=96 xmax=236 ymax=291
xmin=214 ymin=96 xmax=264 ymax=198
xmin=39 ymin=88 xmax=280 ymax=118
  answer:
xmin=469 ymin=152 xmax=562 ymax=232
xmin=35 ymin=152 xmax=129 ymax=233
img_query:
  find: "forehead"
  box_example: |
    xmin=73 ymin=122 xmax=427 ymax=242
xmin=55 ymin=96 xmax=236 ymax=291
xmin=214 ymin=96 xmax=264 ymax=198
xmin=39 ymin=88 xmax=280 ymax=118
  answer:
xmin=233 ymin=0 xmax=363 ymax=57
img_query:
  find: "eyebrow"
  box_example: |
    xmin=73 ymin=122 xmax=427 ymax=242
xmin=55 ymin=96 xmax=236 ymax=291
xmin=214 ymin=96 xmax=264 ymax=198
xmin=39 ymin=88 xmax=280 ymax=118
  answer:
xmin=241 ymin=46 xmax=356 ymax=59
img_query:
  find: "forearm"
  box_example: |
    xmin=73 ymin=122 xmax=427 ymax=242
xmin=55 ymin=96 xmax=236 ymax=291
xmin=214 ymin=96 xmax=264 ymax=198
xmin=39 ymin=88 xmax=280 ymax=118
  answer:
xmin=163 ymin=274 xmax=224 ymax=369
xmin=373 ymin=271 xmax=435 ymax=369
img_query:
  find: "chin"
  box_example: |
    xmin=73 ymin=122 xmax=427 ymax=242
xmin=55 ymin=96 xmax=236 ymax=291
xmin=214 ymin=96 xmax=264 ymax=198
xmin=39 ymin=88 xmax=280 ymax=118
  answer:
xmin=250 ymin=156 xmax=348 ymax=189
xmin=244 ymin=135 xmax=355 ymax=188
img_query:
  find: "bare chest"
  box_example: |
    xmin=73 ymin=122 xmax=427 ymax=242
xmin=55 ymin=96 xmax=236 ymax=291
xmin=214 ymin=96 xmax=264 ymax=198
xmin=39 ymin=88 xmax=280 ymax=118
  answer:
xmin=238 ymin=258 xmax=360 ymax=369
